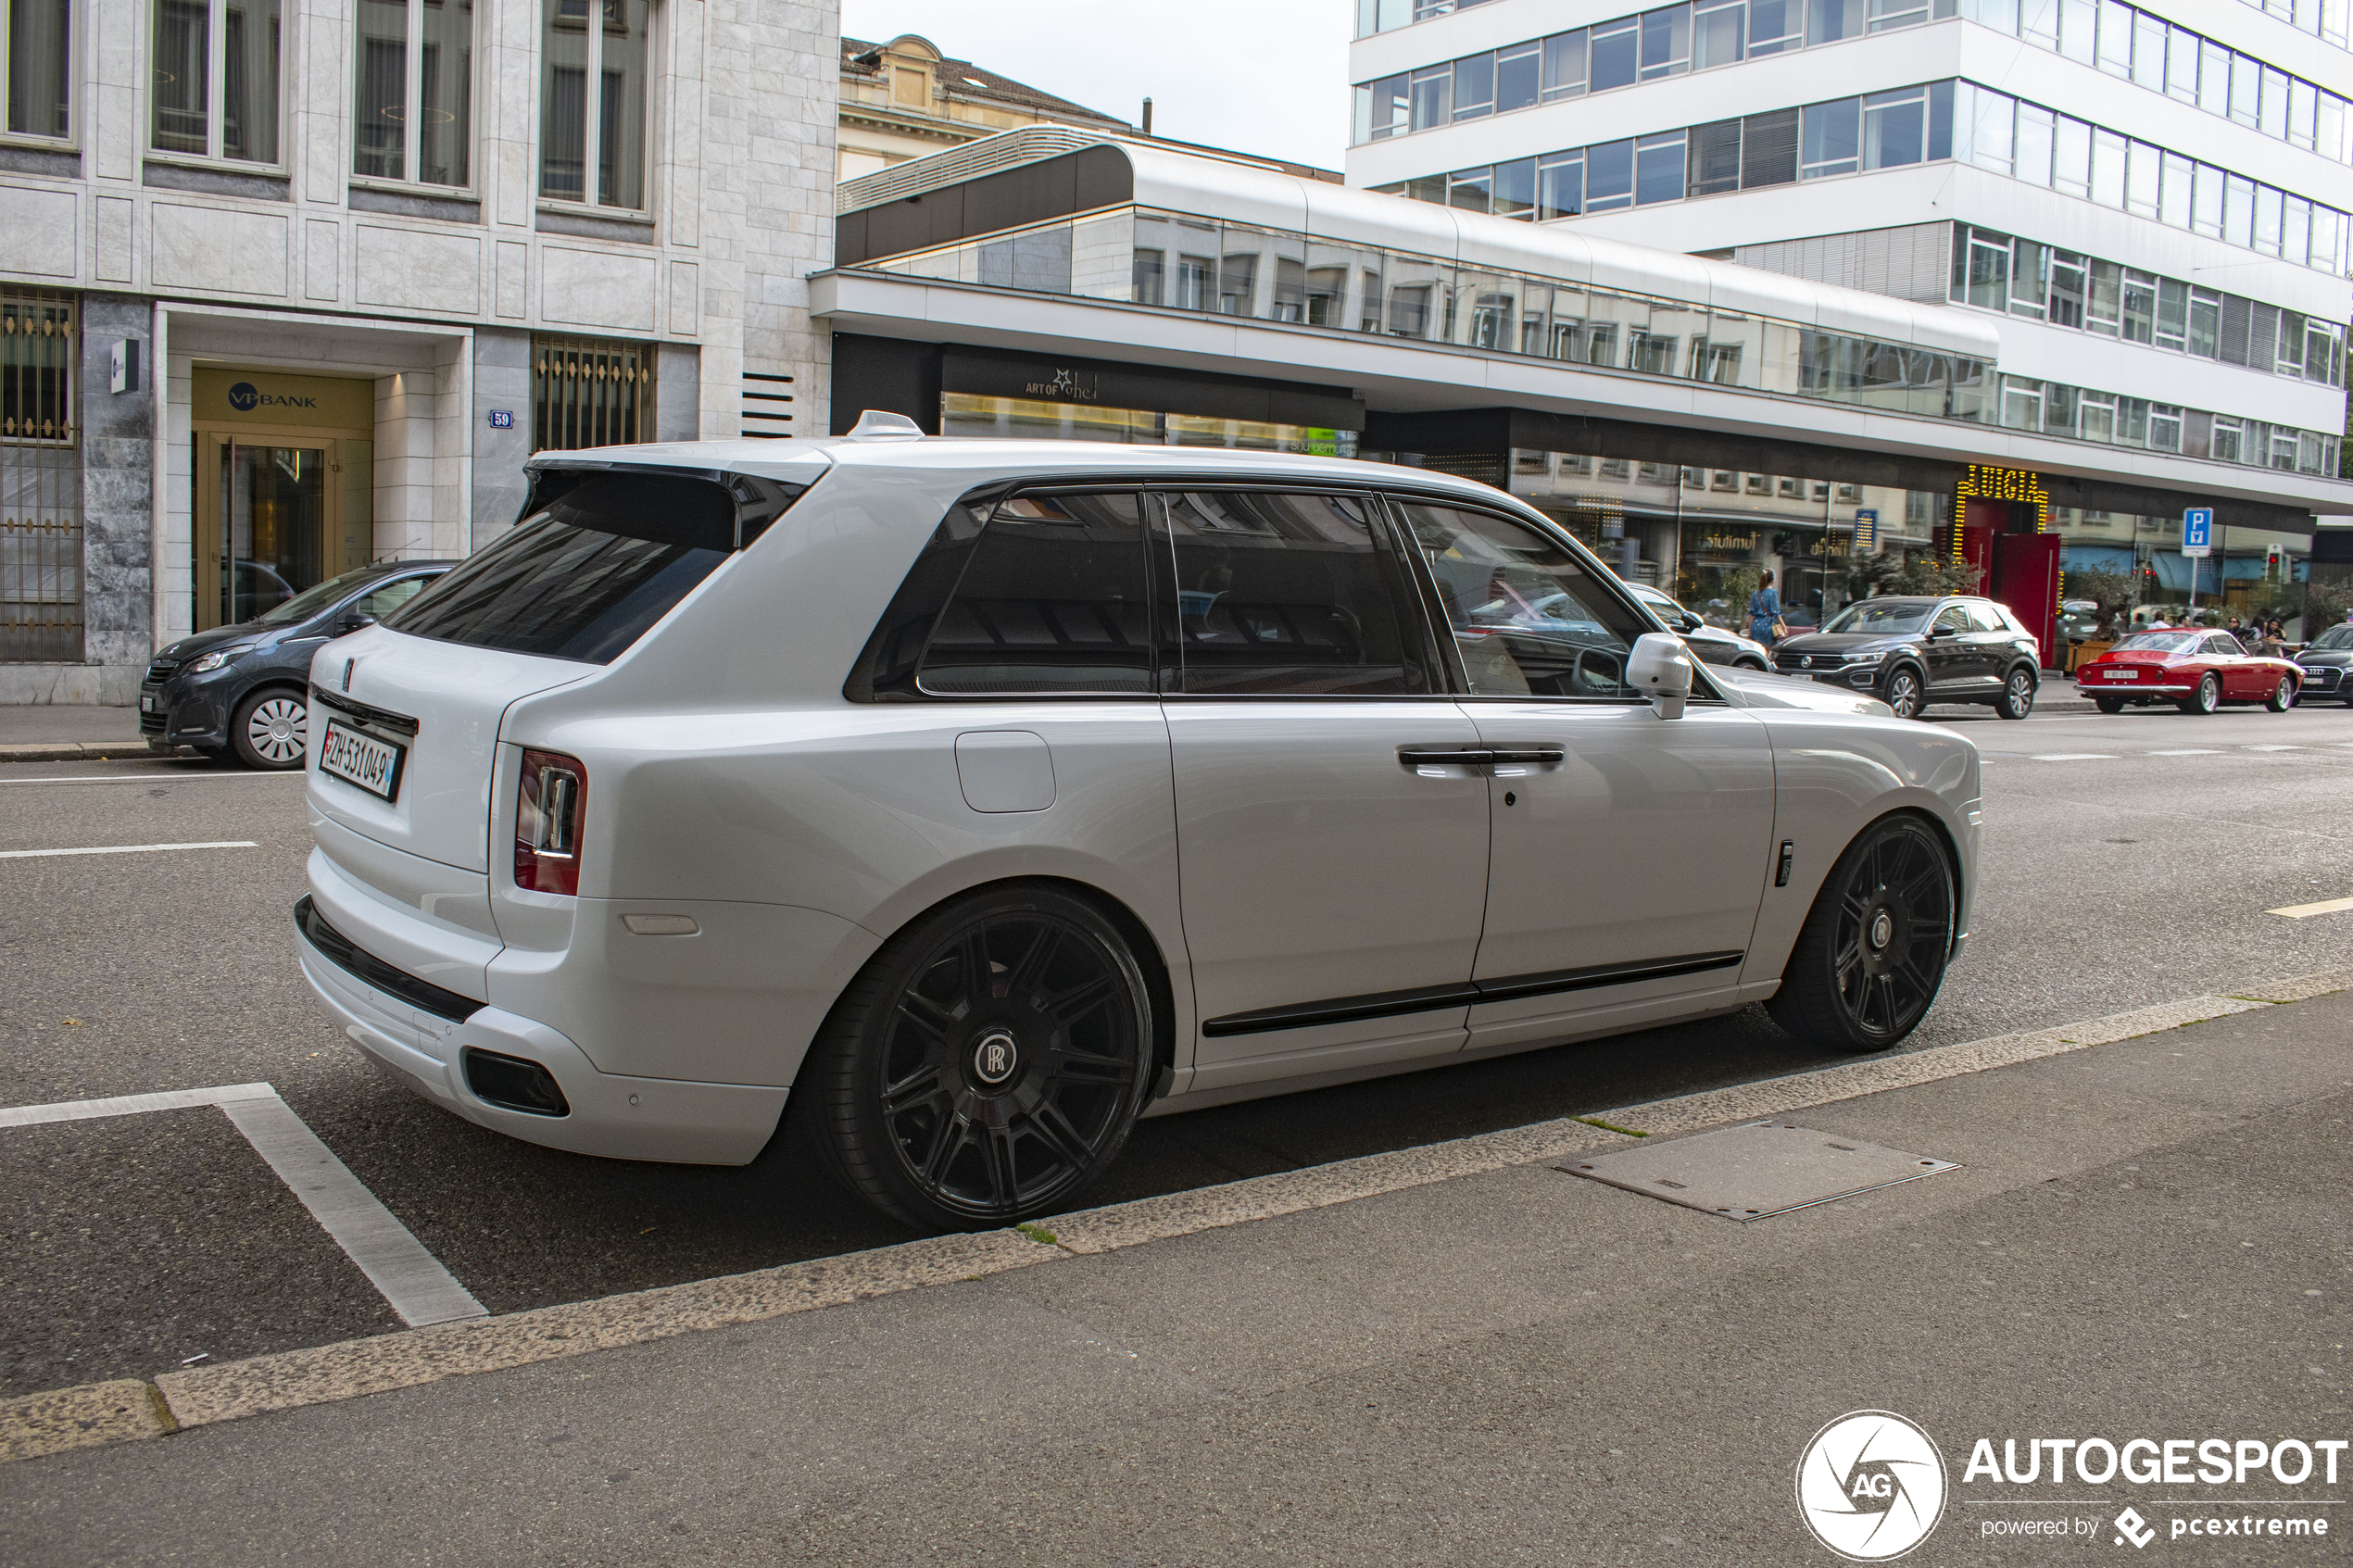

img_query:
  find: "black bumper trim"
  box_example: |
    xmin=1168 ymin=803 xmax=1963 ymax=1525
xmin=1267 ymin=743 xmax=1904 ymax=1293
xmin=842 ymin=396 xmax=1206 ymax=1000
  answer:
xmin=295 ymin=894 xmax=483 ymax=1023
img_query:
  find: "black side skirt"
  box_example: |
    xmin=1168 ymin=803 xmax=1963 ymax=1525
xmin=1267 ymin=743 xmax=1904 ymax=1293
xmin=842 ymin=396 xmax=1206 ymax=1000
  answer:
xmin=1202 ymin=951 xmax=1745 ymax=1039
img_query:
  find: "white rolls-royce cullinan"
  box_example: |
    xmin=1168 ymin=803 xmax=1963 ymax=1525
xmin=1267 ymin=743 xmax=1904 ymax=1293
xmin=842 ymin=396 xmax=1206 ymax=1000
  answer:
xmin=295 ymin=422 xmax=1981 ymax=1231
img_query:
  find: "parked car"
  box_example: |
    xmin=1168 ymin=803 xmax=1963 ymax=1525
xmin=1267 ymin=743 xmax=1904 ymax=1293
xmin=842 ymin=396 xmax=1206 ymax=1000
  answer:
xmin=292 ymin=433 xmax=1982 ymax=1231
xmin=1770 ymin=596 xmax=2044 ymax=721
xmin=2074 ymin=628 xmax=2302 ymax=714
xmin=2292 ymin=622 xmax=2353 ymax=706
xmin=1626 ymin=583 xmax=1772 ymax=670
xmin=141 ymin=561 xmax=456 ymax=769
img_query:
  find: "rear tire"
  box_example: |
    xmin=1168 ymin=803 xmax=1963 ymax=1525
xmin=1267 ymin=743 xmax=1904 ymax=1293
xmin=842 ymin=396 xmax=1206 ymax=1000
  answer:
xmin=230 ymin=687 xmax=308 ymax=771
xmin=2266 ymin=676 xmax=2296 ymax=712
xmin=2176 ymin=673 xmax=2221 ymax=716
xmin=1767 ymin=814 xmax=1955 ymax=1054
xmin=1994 ymin=667 xmax=2035 ymax=720
xmin=800 ymin=884 xmax=1154 ymax=1232
xmin=2094 ymin=696 xmax=2125 ymax=714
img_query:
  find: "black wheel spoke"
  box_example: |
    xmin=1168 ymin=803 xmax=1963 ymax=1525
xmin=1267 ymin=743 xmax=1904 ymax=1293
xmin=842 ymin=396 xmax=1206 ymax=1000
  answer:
xmin=1038 ymin=972 xmax=1115 ymax=1029
xmin=978 ymin=1125 xmax=1021 ymax=1208
xmin=914 ymin=1110 xmax=970 ymax=1186
xmin=1007 ymin=922 xmax=1064 ymax=1000
xmin=881 ymin=1061 xmax=946 ymax=1117
xmin=895 ymin=990 xmax=956 ymax=1045
xmin=1021 ymin=1098 xmax=1098 ymax=1173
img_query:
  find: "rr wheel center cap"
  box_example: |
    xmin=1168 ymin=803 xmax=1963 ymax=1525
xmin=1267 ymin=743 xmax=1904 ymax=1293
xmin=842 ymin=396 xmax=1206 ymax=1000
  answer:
xmin=1869 ymin=909 xmax=1894 ymax=950
xmin=971 ymin=1029 xmax=1020 ymax=1087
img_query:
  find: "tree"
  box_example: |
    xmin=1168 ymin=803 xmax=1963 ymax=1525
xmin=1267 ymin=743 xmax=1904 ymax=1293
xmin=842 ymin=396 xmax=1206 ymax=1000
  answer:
xmin=1849 ymin=549 xmax=1984 ymax=600
xmin=2304 ymin=577 xmax=2350 ymax=634
xmin=2066 ymin=566 xmax=2138 ymax=638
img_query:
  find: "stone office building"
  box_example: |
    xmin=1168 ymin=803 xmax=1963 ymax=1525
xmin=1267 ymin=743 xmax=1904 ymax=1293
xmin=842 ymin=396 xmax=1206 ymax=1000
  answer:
xmin=0 ymin=0 xmax=837 ymax=703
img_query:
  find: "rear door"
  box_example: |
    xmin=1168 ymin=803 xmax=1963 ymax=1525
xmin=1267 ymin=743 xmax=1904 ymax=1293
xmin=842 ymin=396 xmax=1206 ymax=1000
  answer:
xmin=1156 ymin=488 xmax=1490 ymax=1090
xmin=1922 ymin=602 xmax=1979 ymax=695
xmin=1390 ymin=499 xmax=1777 ymax=1052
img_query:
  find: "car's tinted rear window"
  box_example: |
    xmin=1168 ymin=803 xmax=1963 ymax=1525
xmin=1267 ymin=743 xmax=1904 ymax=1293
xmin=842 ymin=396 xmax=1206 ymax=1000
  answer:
xmin=386 ymin=471 xmax=802 ymax=663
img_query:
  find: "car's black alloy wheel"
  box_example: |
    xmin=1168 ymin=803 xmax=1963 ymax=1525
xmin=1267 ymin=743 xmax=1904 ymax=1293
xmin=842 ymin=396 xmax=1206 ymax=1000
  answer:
xmin=2179 ymin=673 xmax=2221 ymax=716
xmin=1881 ymin=667 xmax=1924 ymax=720
xmin=803 ymin=885 xmax=1153 ymax=1231
xmin=231 ymin=686 xmax=308 ymax=771
xmin=1994 ymin=667 xmax=2035 ymax=720
xmin=1767 ymin=814 xmax=1955 ymax=1053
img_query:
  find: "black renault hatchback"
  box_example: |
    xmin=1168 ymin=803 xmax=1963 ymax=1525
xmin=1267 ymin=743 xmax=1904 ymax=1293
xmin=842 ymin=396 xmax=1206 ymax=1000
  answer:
xmin=141 ymin=561 xmax=456 ymax=769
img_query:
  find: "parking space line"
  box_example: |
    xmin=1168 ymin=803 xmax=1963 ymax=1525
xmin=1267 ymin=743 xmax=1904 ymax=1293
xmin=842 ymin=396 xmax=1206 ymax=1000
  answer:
xmin=0 ymin=775 xmax=300 ymax=786
xmin=2244 ymin=745 xmax=2302 ymax=751
xmin=0 ymin=1083 xmax=484 ymax=1328
xmin=2266 ymin=895 xmax=2353 ymax=920
xmin=0 ymin=841 xmax=258 ymax=859
xmin=2149 ymin=749 xmax=2224 ymax=756
xmin=2030 ymin=753 xmax=2116 ymax=761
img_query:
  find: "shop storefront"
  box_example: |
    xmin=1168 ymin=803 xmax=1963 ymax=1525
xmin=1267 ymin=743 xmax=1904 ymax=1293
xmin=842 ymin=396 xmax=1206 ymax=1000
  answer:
xmin=189 ymin=370 xmax=378 ymax=631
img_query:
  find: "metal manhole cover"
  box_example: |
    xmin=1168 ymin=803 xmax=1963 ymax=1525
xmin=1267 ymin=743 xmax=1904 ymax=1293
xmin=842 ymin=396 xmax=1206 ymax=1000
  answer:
xmin=1559 ymin=1120 xmax=1959 ymax=1221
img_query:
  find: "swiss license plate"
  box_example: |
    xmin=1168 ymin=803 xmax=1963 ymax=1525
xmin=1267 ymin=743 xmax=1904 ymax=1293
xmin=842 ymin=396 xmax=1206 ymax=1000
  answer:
xmin=139 ymin=695 xmax=155 ymax=711
xmin=319 ymin=719 xmax=406 ymax=802
xmin=2105 ymin=671 xmax=2134 ymax=679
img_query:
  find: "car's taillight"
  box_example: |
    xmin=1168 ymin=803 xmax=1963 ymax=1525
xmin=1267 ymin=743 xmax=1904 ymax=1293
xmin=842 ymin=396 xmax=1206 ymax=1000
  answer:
xmin=515 ymin=748 xmax=586 ymax=897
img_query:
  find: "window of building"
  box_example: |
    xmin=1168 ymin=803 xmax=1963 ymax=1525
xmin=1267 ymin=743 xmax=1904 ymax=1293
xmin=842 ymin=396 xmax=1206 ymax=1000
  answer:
xmin=532 ymin=332 xmax=653 ymax=451
xmin=2120 ymin=270 xmax=2156 ymax=343
xmin=151 ymin=0 xmax=280 ymax=162
xmin=0 ymin=287 xmax=81 ymax=664
xmin=1497 ymin=41 xmax=1540 ymax=111
xmin=5 ymin=0 xmax=71 ymax=138
xmin=1585 ymin=137 xmax=1635 ymax=208
xmin=540 ymin=0 xmax=648 ymax=208
xmin=1639 ymin=3 xmax=1691 ymax=77
xmin=1861 ymin=85 xmax=1928 ymax=168
xmin=1408 ymin=63 xmax=1451 ymax=129
xmin=1591 ymin=17 xmax=1637 ymax=89
xmin=1451 ymin=50 xmax=1494 ymax=119
xmin=1742 ymin=107 xmax=1797 ymax=185
xmin=1750 ymin=0 xmax=1801 ymax=48
xmin=1537 ymin=151 xmax=1583 ymax=217
xmin=354 ymin=0 xmax=472 ymax=186
xmin=2047 ymin=251 xmax=2084 ymax=327
xmin=1689 ymin=118 xmax=1741 ymax=194
xmin=1541 ymin=29 xmax=1587 ymax=97
xmin=1693 ymin=0 xmax=1743 ymax=66
xmin=1800 ymin=95 xmax=1858 ymax=177
xmin=1634 ymin=131 xmax=1685 ymax=201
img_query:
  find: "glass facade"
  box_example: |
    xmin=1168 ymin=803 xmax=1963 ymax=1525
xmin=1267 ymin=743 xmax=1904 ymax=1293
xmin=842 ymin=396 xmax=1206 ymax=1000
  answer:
xmin=1359 ymin=0 xmax=2353 ymax=162
xmin=1376 ymin=78 xmax=2350 ymax=274
xmin=866 ymin=205 xmax=2343 ymax=470
xmin=940 ymin=394 xmax=1358 ymax=457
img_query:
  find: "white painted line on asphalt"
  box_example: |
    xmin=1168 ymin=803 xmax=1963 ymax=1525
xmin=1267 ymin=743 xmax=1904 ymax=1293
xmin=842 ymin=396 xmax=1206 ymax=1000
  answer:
xmin=0 ymin=840 xmax=258 ymax=859
xmin=2266 ymin=895 xmax=2353 ymax=920
xmin=0 ymin=774 xmax=297 ymax=786
xmin=0 ymin=1082 xmax=484 ymax=1328
xmin=0 ymin=1083 xmax=276 ymax=1128
xmin=215 ymin=1096 xmax=486 ymax=1328
xmin=2150 ymin=749 xmax=2225 ymax=756
xmin=2030 ymin=753 xmax=2117 ymax=761
xmin=2244 ymin=745 xmax=2302 ymax=751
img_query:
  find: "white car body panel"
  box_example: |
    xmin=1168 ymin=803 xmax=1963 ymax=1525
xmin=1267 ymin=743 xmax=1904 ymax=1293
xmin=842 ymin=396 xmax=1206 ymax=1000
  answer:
xmin=297 ymin=437 xmax=1982 ymax=1166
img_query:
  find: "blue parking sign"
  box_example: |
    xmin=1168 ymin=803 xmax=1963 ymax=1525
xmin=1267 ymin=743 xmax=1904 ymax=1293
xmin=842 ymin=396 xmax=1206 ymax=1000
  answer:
xmin=2183 ymin=507 xmax=2213 ymax=558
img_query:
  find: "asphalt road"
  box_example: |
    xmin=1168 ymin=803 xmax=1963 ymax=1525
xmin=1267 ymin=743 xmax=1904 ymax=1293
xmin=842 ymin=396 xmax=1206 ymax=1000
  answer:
xmin=3 ymin=698 xmax=2351 ymax=1399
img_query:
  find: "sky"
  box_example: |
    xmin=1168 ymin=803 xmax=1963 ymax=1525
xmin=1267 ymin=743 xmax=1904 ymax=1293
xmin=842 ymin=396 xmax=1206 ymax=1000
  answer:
xmin=838 ymin=0 xmax=1356 ymax=170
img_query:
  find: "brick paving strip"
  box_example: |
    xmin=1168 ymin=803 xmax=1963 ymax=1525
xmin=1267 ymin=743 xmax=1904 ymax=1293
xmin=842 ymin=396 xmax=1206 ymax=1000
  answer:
xmin=6 ymin=965 xmax=2345 ymax=1464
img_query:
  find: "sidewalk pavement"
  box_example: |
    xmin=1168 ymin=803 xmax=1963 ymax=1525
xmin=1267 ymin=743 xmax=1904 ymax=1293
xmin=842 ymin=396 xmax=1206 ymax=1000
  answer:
xmin=3 ymin=979 xmax=2346 ymax=1565
xmin=0 ymin=704 xmax=153 ymax=763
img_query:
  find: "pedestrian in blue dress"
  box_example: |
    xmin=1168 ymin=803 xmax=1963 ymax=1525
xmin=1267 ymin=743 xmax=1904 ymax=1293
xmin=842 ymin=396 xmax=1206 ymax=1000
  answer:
xmin=1747 ymin=571 xmax=1784 ymax=646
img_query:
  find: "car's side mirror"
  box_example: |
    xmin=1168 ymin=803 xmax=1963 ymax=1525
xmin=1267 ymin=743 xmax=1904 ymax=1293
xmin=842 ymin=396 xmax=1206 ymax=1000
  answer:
xmin=341 ymin=612 xmax=377 ymax=633
xmin=1676 ymin=611 xmax=1703 ymax=633
xmin=1628 ymin=632 xmax=1693 ymax=720
xmin=1927 ymin=625 xmax=1955 ymax=640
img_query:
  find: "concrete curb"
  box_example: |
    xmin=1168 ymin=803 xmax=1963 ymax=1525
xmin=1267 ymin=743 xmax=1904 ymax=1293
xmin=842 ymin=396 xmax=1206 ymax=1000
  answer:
xmin=5 ymin=966 xmax=2347 ymax=1465
xmin=0 ymin=742 xmax=169 ymax=763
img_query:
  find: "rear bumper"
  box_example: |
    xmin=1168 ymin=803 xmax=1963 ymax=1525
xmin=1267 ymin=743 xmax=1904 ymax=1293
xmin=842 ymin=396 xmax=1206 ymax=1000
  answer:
xmin=2075 ymin=683 xmax=2189 ymax=697
xmin=293 ymin=897 xmax=787 ymax=1165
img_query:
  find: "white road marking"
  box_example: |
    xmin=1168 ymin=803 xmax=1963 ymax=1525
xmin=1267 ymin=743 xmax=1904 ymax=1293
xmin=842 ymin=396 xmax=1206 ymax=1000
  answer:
xmin=0 ymin=1082 xmax=484 ymax=1327
xmin=0 ymin=774 xmax=298 ymax=786
xmin=2150 ymin=748 xmax=2225 ymax=756
xmin=2030 ymin=753 xmax=2117 ymax=761
xmin=2266 ymin=896 xmax=2353 ymax=920
xmin=2244 ymin=744 xmax=2302 ymax=751
xmin=0 ymin=840 xmax=258 ymax=859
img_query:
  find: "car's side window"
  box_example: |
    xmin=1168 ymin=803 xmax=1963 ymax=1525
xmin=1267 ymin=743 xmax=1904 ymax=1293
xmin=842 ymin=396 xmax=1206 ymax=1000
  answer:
xmin=359 ymin=577 xmax=428 ymax=619
xmin=1933 ymin=605 xmax=1971 ymax=634
xmin=2209 ymin=633 xmax=2247 ymax=657
xmin=1158 ymin=490 xmax=1432 ymax=697
xmin=1961 ymin=602 xmax=2005 ymax=633
xmin=915 ymin=493 xmax=1153 ymax=696
xmin=1390 ymin=501 xmax=1653 ymax=701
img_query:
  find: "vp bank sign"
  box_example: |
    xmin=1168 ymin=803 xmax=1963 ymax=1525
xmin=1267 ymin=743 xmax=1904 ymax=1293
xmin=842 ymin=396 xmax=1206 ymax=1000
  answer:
xmin=194 ymin=369 xmax=374 ymax=431
xmin=225 ymin=381 xmax=318 ymax=414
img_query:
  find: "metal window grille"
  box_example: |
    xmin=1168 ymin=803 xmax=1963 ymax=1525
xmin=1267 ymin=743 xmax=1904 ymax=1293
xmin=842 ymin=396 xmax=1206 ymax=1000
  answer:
xmin=531 ymin=333 xmax=653 ymax=451
xmin=0 ymin=287 xmax=82 ymax=663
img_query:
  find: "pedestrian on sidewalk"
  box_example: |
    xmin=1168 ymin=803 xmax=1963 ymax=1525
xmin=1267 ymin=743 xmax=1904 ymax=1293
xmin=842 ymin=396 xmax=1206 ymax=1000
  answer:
xmin=1747 ymin=571 xmax=1785 ymax=647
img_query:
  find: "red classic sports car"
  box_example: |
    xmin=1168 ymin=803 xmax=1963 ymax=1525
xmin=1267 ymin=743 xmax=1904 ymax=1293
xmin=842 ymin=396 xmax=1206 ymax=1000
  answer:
xmin=2073 ymin=629 xmax=2301 ymax=714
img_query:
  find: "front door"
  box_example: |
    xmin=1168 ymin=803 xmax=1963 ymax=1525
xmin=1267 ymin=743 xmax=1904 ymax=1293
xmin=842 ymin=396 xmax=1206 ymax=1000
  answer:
xmin=1922 ymin=602 xmax=1981 ymax=696
xmin=1391 ymin=500 xmax=1777 ymax=1052
xmin=1157 ymin=488 xmax=1491 ymax=1091
xmin=194 ymin=433 xmax=376 ymax=631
